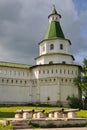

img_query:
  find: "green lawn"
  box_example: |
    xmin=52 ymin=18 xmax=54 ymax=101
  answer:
xmin=0 ymin=124 xmax=13 ymax=130
xmin=0 ymin=105 xmax=87 ymax=119
xmin=0 ymin=106 xmax=87 ymax=130
xmin=0 ymin=105 xmax=58 ymax=119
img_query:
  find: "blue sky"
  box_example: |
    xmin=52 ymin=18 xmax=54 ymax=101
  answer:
xmin=73 ymin=0 xmax=87 ymax=13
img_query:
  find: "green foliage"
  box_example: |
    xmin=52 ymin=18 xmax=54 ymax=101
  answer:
xmin=67 ymin=95 xmax=83 ymax=109
xmin=74 ymin=58 xmax=87 ymax=109
xmin=0 ymin=123 xmax=13 ymax=130
xmin=83 ymin=58 xmax=87 ymax=67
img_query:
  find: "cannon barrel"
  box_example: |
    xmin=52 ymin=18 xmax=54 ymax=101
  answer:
xmin=49 ymin=109 xmax=64 ymax=113
xmin=63 ymin=108 xmax=80 ymax=113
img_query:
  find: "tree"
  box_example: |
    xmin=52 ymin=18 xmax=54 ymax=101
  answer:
xmin=74 ymin=58 xmax=87 ymax=109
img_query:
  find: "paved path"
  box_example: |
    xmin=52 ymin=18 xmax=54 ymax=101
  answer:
xmin=15 ymin=128 xmax=87 ymax=130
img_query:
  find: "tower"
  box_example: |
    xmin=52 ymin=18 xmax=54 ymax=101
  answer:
xmin=33 ymin=7 xmax=80 ymax=106
xmin=35 ymin=6 xmax=74 ymax=65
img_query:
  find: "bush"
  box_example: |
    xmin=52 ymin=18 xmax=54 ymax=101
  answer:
xmin=67 ymin=95 xmax=83 ymax=109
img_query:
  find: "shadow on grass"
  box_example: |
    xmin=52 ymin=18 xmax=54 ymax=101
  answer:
xmin=0 ymin=112 xmax=15 ymax=118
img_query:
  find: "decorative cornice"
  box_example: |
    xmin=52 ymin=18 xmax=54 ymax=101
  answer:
xmin=35 ymin=53 xmax=75 ymax=60
xmin=30 ymin=63 xmax=81 ymax=69
xmin=38 ymin=38 xmax=71 ymax=45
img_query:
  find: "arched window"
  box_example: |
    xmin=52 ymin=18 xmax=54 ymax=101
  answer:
xmin=50 ymin=44 xmax=54 ymax=50
xmin=60 ymin=44 xmax=63 ymax=50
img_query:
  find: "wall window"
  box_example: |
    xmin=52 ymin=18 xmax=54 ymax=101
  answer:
xmin=45 ymin=79 xmax=47 ymax=82
xmin=50 ymin=44 xmax=54 ymax=50
xmin=61 ymin=79 xmax=63 ymax=82
xmin=7 ymin=79 xmax=9 ymax=83
xmin=49 ymin=79 xmax=51 ymax=81
xmin=16 ymin=80 xmax=18 ymax=83
xmin=11 ymin=80 xmax=13 ymax=83
xmin=49 ymin=61 xmax=53 ymax=64
xmin=60 ymin=44 xmax=63 ymax=50
xmin=2 ymin=79 xmax=4 ymax=83
xmin=25 ymin=81 xmax=27 ymax=84
xmin=20 ymin=80 xmax=22 ymax=84
xmin=54 ymin=78 xmax=56 ymax=81
xmin=72 ymin=71 xmax=73 ymax=74
xmin=65 ymin=79 xmax=67 ymax=82
xmin=56 ymin=69 xmax=57 ymax=73
xmin=62 ymin=61 xmax=66 ymax=64
xmin=68 ymin=70 xmax=69 ymax=74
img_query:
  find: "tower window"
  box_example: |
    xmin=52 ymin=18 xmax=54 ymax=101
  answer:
xmin=52 ymin=17 xmax=54 ymax=20
xmin=43 ymin=46 xmax=45 ymax=52
xmin=60 ymin=44 xmax=63 ymax=50
xmin=50 ymin=44 xmax=54 ymax=50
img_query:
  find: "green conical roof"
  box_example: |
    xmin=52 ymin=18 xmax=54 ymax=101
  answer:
xmin=44 ymin=21 xmax=65 ymax=40
xmin=48 ymin=7 xmax=61 ymax=18
xmin=52 ymin=8 xmax=58 ymax=15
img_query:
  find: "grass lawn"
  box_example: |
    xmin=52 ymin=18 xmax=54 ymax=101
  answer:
xmin=0 ymin=105 xmax=87 ymax=119
xmin=0 ymin=124 xmax=13 ymax=130
xmin=0 ymin=105 xmax=59 ymax=119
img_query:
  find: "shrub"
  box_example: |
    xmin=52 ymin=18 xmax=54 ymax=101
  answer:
xmin=67 ymin=95 xmax=83 ymax=109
